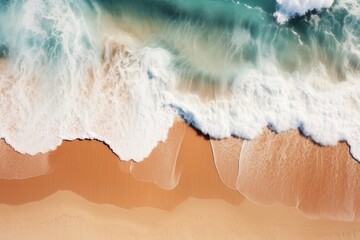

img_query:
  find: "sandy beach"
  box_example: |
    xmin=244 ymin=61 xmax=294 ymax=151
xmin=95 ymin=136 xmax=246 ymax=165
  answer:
xmin=1 ymin=121 xmax=360 ymax=239
xmin=2 ymin=191 xmax=360 ymax=240
xmin=0 ymin=0 xmax=359 ymax=239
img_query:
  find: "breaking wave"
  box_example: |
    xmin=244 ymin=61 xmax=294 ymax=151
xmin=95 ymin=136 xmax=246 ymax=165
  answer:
xmin=0 ymin=0 xmax=359 ymax=161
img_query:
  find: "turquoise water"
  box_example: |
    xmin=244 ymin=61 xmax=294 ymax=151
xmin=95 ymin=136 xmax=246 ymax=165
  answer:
xmin=96 ymin=0 xmax=358 ymax=83
xmin=0 ymin=0 xmax=359 ymax=161
xmin=2 ymin=0 xmax=357 ymax=87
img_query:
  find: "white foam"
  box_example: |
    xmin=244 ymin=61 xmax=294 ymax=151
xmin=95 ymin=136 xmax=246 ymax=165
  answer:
xmin=274 ymin=0 xmax=334 ymax=24
xmin=0 ymin=0 xmax=360 ymax=164
xmin=0 ymin=0 xmax=176 ymax=161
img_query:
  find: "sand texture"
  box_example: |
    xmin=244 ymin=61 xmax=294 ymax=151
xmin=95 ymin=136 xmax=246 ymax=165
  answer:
xmin=0 ymin=122 xmax=360 ymax=239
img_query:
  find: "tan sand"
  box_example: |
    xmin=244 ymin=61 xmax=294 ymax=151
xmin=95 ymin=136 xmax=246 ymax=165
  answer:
xmin=0 ymin=139 xmax=50 ymax=179
xmin=128 ymin=121 xmax=185 ymax=190
xmin=210 ymin=137 xmax=243 ymax=189
xmin=1 ymin=191 xmax=360 ymax=240
xmin=1 ymin=122 xmax=360 ymax=239
xmin=0 ymin=121 xmax=243 ymax=210
xmin=236 ymin=129 xmax=360 ymax=221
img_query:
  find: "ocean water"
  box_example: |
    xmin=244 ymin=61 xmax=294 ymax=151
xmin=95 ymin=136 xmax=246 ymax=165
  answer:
xmin=0 ymin=0 xmax=359 ymax=161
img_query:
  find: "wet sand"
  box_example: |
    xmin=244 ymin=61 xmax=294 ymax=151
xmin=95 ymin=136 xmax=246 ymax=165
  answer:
xmin=0 ymin=140 xmax=49 ymax=179
xmin=1 ymin=121 xmax=360 ymax=239
xmin=0 ymin=121 xmax=243 ymax=209
xmin=236 ymin=129 xmax=360 ymax=221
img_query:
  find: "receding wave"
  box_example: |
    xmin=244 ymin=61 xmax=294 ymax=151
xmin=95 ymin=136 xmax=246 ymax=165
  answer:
xmin=0 ymin=0 xmax=359 ymax=163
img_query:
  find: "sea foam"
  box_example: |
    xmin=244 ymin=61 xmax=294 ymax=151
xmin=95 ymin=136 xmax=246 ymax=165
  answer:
xmin=274 ymin=0 xmax=334 ymax=23
xmin=0 ymin=0 xmax=359 ymax=162
xmin=0 ymin=0 xmax=176 ymax=161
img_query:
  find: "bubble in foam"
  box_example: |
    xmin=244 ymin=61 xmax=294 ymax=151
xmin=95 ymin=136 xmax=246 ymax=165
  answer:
xmin=0 ymin=0 xmax=177 ymax=161
xmin=0 ymin=0 xmax=360 ymax=167
xmin=274 ymin=0 xmax=334 ymax=24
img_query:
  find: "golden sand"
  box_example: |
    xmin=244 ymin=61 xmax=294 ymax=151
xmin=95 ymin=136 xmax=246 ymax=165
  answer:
xmin=1 ymin=121 xmax=360 ymax=239
xmin=1 ymin=191 xmax=360 ymax=240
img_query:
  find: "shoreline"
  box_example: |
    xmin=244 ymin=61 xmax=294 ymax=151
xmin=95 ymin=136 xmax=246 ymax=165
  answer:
xmin=0 ymin=121 xmax=359 ymax=219
xmin=1 ymin=121 xmax=360 ymax=238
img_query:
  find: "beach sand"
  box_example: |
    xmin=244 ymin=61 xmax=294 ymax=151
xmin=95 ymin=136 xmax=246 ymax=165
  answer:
xmin=0 ymin=121 xmax=360 ymax=239
xmin=0 ymin=140 xmax=49 ymax=179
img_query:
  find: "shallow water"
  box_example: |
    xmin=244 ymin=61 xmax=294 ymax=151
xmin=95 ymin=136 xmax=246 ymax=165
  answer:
xmin=0 ymin=0 xmax=359 ymax=162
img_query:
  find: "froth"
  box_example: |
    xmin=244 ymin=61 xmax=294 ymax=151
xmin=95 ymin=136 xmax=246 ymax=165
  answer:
xmin=0 ymin=0 xmax=360 ymax=164
xmin=274 ymin=0 xmax=334 ymax=23
xmin=0 ymin=0 xmax=176 ymax=161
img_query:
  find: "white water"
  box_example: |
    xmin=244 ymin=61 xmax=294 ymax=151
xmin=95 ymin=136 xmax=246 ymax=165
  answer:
xmin=0 ymin=0 xmax=359 ymax=162
xmin=274 ymin=0 xmax=334 ymax=23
